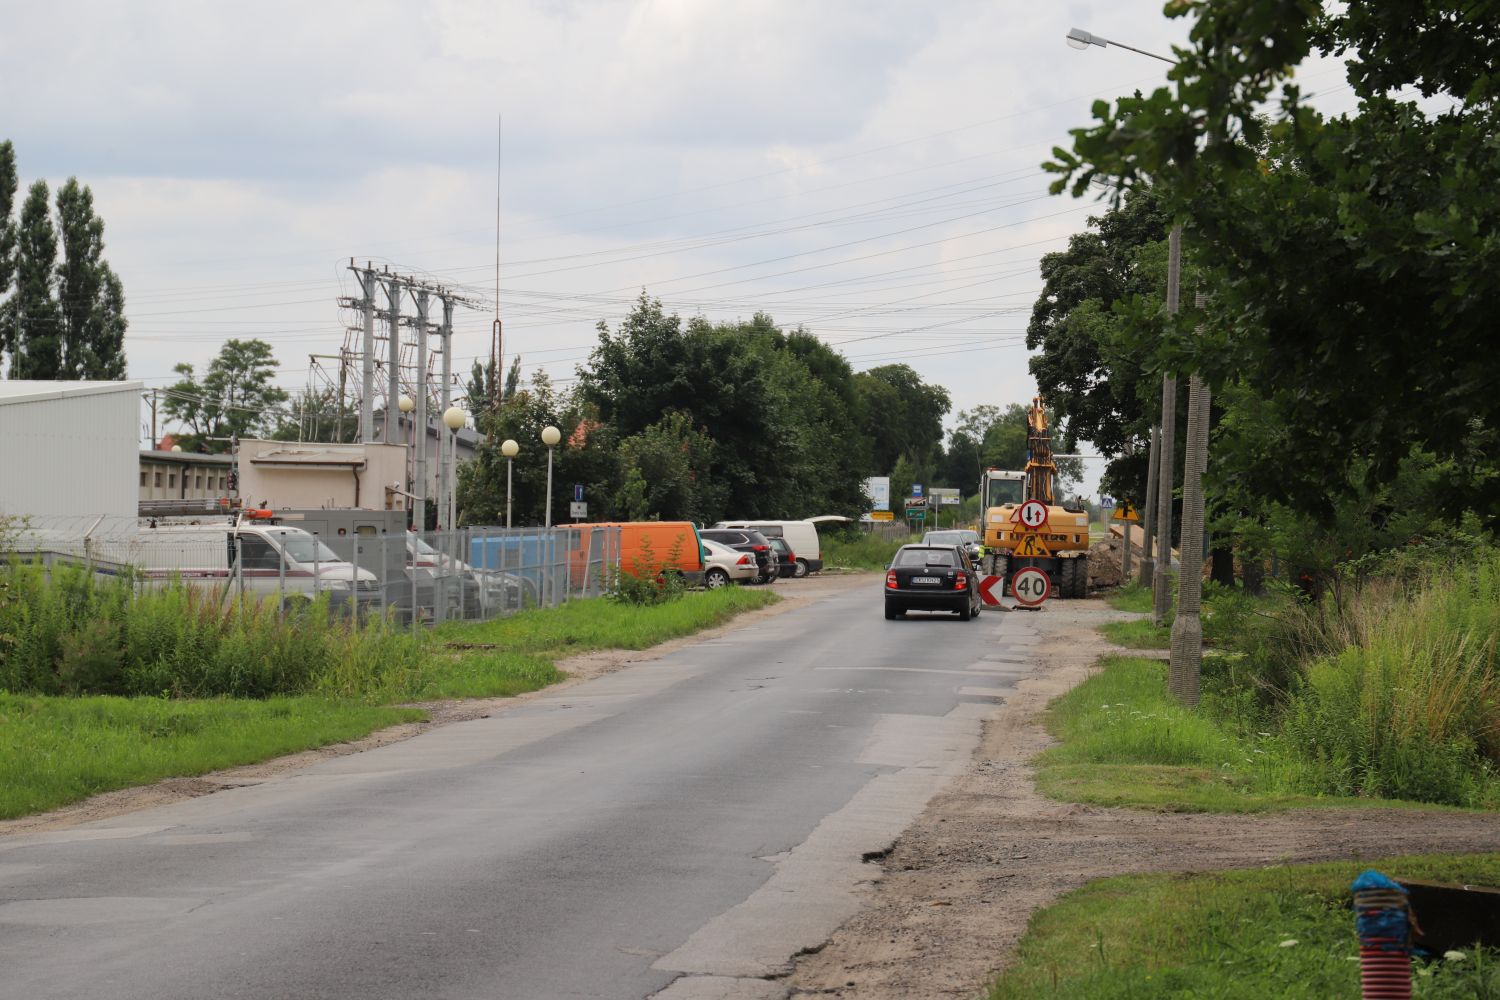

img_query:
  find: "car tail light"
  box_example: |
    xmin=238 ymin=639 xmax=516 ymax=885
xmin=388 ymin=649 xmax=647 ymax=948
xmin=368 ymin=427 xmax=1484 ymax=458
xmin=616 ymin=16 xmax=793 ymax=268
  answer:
xmin=885 ymin=570 xmax=898 ymax=589
xmin=954 ymin=572 xmax=967 ymax=589
xmin=752 ymin=544 xmax=768 ymax=552
xmin=737 ymin=554 xmax=751 ymax=565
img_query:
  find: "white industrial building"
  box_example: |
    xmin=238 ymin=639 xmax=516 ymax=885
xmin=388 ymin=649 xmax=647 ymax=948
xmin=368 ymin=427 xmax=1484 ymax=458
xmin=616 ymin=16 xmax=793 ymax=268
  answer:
xmin=0 ymin=380 xmax=143 ymax=522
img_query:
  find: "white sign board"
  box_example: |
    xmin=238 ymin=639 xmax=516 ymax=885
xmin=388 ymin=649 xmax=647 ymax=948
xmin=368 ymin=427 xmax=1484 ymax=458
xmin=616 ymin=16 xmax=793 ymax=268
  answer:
xmin=930 ymin=487 xmax=961 ymax=506
xmin=570 ymin=501 xmax=587 ymax=520
xmin=865 ymin=476 xmax=891 ymax=512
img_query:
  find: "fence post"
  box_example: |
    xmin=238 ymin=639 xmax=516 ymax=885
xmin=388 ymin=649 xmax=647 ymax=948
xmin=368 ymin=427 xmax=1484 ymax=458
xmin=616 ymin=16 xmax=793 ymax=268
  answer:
xmin=277 ymin=529 xmax=286 ymax=610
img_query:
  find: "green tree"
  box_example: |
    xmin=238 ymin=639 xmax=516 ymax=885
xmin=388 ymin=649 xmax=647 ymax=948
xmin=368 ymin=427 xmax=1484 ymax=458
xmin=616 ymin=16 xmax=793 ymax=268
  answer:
xmin=164 ymin=339 xmax=289 ymax=450
xmin=612 ymin=412 xmax=718 ymax=521
xmin=457 ymin=372 xmax=617 ymax=526
xmin=268 ymin=387 xmax=359 ymax=443
xmin=0 ymin=141 xmax=16 ymax=375
xmin=854 ymin=364 xmax=951 ymax=473
xmin=12 ymin=181 xmax=61 ymax=379
xmin=54 ymin=178 xmax=126 ymax=379
xmin=1046 ymin=0 xmax=1500 ymax=525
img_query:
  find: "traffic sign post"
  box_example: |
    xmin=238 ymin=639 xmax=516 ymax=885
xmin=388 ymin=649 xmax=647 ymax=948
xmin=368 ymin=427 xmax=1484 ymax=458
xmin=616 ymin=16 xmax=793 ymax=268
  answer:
xmin=1011 ymin=567 xmax=1051 ymax=608
xmin=1014 ymin=499 xmax=1049 ymax=529
xmin=1113 ymin=501 xmax=1140 ymax=522
xmin=570 ymin=501 xmax=587 ymax=520
xmin=978 ymin=574 xmax=1006 ymax=607
xmin=573 ymin=484 xmax=585 ymax=503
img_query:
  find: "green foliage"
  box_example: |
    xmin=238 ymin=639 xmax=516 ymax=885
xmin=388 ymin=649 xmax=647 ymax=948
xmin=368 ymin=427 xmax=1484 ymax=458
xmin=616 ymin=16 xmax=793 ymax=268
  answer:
xmin=12 ymin=179 xmax=61 ymax=379
xmin=990 ymin=854 xmax=1500 ymax=1000
xmin=820 ymin=530 xmax=915 ymax=571
xmin=855 ymin=363 xmax=951 ymax=474
xmin=0 ymin=693 xmax=422 ymax=820
xmin=0 ymin=140 xmax=16 ymax=370
xmin=1044 ymin=1 xmax=1500 ymax=527
xmin=1100 ymin=618 xmax=1170 ymax=649
xmin=164 ymin=338 xmax=289 ymax=450
xmin=607 ymin=534 xmax=688 ymax=607
xmin=0 ymin=562 xmax=425 ymax=700
xmin=268 ymin=387 xmax=361 ymax=443
xmin=54 ymin=177 xmax=126 ymax=380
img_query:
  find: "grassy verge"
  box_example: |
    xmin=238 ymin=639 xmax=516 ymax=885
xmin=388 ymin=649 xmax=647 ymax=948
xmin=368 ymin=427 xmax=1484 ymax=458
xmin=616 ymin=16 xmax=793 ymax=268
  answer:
xmin=1100 ymin=618 xmax=1171 ymax=649
xmin=425 ymin=587 xmax=778 ymax=699
xmin=1 ymin=583 xmax=777 ymax=819
xmin=1035 ymin=655 xmax=1327 ymax=813
xmin=0 ymin=693 xmax=423 ymax=820
xmin=820 ymin=532 xmax=916 ymax=571
xmin=1106 ymin=580 xmax=1167 ymax=614
xmin=990 ymin=853 xmax=1500 ymax=999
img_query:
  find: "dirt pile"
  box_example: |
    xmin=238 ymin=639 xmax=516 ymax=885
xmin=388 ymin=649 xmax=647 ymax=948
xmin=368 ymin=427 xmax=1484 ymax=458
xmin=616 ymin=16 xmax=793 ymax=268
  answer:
xmin=1087 ymin=535 xmax=1124 ymax=588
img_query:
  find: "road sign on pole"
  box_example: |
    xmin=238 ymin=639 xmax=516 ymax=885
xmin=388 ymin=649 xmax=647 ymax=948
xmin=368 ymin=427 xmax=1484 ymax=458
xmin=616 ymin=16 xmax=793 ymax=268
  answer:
xmin=978 ymin=575 xmax=1006 ymax=606
xmin=1014 ymin=499 xmax=1048 ymax=529
xmin=570 ymin=501 xmax=587 ymax=519
xmin=573 ymin=484 xmax=585 ymax=503
xmin=1011 ymin=567 xmax=1051 ymax=607
xmin=912 ymin=483 xmax=923 ymax=497
xmin=1014 ymin=533 xmax=1048 ymax=558
xmin=1113 ymin=501 xmax=1140 ymax=522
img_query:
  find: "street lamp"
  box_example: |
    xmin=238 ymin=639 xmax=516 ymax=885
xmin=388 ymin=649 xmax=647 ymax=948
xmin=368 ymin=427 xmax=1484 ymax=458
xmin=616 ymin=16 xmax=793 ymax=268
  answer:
xmin=1067 ymin=26 xmax=1209 ymax=707
xmin=541 ymin=425 xmax=561 ymax=528
xmin=442 ymin=406 xmax=465 ymax=530
xmin=501 ymin=438 xmax=519 ymax=529
xmin=399 ymin=395 xmax=417 ymax=515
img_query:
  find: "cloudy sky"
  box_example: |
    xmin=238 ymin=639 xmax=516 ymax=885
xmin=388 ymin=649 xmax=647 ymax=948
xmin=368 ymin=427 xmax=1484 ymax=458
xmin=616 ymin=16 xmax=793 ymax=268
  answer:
xmin=2 ymin=0 xmax=1364 ymax=491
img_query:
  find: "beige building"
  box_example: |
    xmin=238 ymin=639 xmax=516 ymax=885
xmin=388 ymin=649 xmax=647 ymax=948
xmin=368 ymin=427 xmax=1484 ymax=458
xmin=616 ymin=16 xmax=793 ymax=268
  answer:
xmin=139 ymin=450 xmax=234 ymax=503
xmin=235 ymin=440 xmax=409 ymax=511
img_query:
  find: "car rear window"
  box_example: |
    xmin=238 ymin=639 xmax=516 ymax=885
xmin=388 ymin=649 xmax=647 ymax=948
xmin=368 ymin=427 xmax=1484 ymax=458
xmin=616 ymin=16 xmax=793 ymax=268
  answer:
xmin=895 ymin=548 xmax=955 ymax=568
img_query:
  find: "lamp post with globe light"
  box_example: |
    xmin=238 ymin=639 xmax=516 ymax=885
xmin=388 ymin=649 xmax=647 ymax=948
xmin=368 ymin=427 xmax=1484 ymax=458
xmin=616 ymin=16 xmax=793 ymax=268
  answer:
xmin=442 ymin=406 xmax=465 ymax=531
xmin=398 ymin=395 xmax=415 ymax=516
xmin=501 ymin=438 xmax=519 ymax=529
xmin=541 ymin=425 xmax=561 ymax=529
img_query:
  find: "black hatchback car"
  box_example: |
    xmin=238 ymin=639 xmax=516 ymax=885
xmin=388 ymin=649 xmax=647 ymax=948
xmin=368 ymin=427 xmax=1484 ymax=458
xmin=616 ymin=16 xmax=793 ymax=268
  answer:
xmin=699 ymin=528 xmax=777 ymax=584
xmin=884 ymin=544 xmax=981 ymax=620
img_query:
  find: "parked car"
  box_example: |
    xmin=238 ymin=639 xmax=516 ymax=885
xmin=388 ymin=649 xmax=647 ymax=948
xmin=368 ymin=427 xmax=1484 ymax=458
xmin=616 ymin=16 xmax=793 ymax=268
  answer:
xmin=713 ymin=520 xmax=823 ymax=576
xmin=883 ymin=543 xmax=981 ymax=621
xmin=699 ymin=528 xmax=777 ymax=584
xmin=701 ymin=537 xmax=758 ymax=589
xmin=767 ymin=536 xmax=797 ymax=578
xmin=921 ymin=529 xmax=983 ymax=564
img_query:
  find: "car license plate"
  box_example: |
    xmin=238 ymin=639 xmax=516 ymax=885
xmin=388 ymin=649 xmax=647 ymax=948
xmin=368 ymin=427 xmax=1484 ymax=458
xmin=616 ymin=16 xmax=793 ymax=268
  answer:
xmin=912 ymin=575 xmax=941 ymax=585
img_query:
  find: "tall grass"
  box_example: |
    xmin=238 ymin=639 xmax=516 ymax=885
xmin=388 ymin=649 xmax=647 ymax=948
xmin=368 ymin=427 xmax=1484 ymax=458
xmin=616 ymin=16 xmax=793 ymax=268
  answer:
xmin=0 ymin=562 xmax=425 ymax=700
xmin=1264 ymin=558 xmax=1500 ymax=806
xmin=821 ymin=531 xmax=917 ymax=571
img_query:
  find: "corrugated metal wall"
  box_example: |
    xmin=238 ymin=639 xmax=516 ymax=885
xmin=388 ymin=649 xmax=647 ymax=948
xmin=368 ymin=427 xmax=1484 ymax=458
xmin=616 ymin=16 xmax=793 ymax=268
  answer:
xmin=0 ymin=384 xmax=141 ymax=519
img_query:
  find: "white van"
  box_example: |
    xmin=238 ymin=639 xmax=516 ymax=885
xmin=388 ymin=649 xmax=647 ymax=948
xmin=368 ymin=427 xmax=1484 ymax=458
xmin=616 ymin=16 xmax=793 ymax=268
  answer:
xmin=712 ymin=520 xmax=822 ymax=576
xmin=122 ymin=519 xmax=381 ymax=612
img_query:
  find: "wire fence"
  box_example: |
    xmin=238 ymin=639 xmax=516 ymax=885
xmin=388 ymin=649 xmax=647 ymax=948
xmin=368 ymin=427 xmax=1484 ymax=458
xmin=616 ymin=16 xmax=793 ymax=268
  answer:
xmin=1 ymin=516 xmax=622 ymax=628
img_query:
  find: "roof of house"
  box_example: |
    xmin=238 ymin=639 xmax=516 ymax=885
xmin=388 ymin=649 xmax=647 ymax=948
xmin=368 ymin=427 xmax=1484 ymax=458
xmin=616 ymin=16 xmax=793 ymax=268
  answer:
xmin=0 ymin=380 xmax=143 ymax=405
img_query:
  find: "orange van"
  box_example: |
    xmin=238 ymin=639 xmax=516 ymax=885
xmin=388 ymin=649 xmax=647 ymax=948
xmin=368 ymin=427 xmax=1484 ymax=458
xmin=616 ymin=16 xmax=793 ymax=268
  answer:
xmin=570 ymin=521 xmax=706 ymax=586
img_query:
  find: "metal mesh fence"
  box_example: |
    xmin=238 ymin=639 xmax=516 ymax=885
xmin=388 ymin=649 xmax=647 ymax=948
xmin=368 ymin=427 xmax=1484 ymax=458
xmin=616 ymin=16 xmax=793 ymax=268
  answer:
xmin=1 ymin=516 xmax=621 ymax=628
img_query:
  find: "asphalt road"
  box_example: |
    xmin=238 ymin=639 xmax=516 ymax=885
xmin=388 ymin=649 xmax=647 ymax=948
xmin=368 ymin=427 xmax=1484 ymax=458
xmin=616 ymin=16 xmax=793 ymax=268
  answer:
xmin=0 ymin=578 xmax=1040 ymax=1000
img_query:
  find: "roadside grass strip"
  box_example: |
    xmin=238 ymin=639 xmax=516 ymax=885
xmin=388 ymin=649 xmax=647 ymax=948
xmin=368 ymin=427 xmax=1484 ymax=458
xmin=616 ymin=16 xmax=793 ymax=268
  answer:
xmin=1038 ymin=656 xmax=1363 ymax=813
xmin=1100 ymin=618 xmax=1171 ymax=650
xmin=0 ymin=693 xmax=423 ymax=820
xmin=0 ymin=587 xmax=777 ymax=819
xmin=1106 ymin=582 xmax=1157 ymax=614
xmin=989 ymin=853 xmax=1500 ymax=999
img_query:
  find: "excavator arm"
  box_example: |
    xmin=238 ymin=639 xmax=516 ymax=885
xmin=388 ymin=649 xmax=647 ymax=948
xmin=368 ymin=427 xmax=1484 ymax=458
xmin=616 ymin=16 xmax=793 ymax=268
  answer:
xmin=1023 ymin=396 xmax=1057 ymax=506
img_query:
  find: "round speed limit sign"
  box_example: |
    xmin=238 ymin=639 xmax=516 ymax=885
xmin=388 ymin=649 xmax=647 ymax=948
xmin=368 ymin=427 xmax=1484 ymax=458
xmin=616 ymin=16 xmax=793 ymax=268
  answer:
xmin=1017 ymin=500 xmax=1048 ymax=529
xmin=1011 ymin=566 xmax=1051 ymax=607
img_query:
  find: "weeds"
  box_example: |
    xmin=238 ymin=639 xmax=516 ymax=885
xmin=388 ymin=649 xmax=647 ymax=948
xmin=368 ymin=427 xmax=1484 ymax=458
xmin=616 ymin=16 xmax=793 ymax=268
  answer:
xmin=821 ymin=532 xmax=916 ymax=571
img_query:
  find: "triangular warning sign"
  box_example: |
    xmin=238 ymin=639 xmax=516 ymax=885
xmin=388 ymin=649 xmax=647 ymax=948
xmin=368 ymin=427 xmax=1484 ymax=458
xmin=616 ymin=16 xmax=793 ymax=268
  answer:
xmin=1015 ymin=533 xmax=1048 ymax=557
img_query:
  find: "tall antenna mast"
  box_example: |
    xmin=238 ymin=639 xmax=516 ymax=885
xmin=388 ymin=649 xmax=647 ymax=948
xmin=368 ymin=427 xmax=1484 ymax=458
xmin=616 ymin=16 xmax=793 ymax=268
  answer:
xmin=490 ymin=112 xmax=503 ymax=413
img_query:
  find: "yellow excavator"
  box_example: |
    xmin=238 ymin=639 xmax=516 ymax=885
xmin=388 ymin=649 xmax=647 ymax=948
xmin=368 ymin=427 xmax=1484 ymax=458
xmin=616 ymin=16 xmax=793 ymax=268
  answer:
xmin=977 ymin=397 xmax=1091 ymax=598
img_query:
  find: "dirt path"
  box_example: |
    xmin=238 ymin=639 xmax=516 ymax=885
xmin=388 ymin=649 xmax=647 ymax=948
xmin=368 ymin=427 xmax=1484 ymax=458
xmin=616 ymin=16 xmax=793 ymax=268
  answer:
xmin=0 ymin=575 xmax=868 ymax=838
xmin=786 ymin=598 xmax=1500 ymax=999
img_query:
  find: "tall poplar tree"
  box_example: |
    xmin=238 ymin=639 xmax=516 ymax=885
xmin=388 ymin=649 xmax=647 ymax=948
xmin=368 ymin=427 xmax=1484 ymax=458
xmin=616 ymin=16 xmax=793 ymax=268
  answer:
xmin=55 ymin=178 xmax=127 ymax=379
xmin=0 ymin=141 xmax=17 ymax=376
xmin=13 ymin=180 xmax=61 ymax=379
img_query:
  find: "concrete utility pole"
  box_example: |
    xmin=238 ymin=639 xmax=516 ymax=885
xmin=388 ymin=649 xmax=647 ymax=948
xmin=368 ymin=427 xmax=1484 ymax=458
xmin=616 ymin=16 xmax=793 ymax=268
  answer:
xmin=438 ymin=296 xmax=454 ymax=529
xmin=1169 ymin=290 xmax=1212 ymax=706
xmin=355 ymin=265 xmax=377 ymax=442
xmin=383 ymin=277 xmax=402 ymax=445
xmin=413 ymin=290 xmax=430 ymax=532
xmin=1152 ymin=225 xmax=1182 ymax=628
xmin=1139 ymin=423 xmax=1159 ymax=588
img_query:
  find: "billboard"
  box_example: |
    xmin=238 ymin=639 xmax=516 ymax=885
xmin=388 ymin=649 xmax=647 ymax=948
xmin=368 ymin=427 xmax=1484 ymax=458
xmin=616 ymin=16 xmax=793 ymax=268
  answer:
xmin=865 ymin=476 xmax=891 ymax=512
